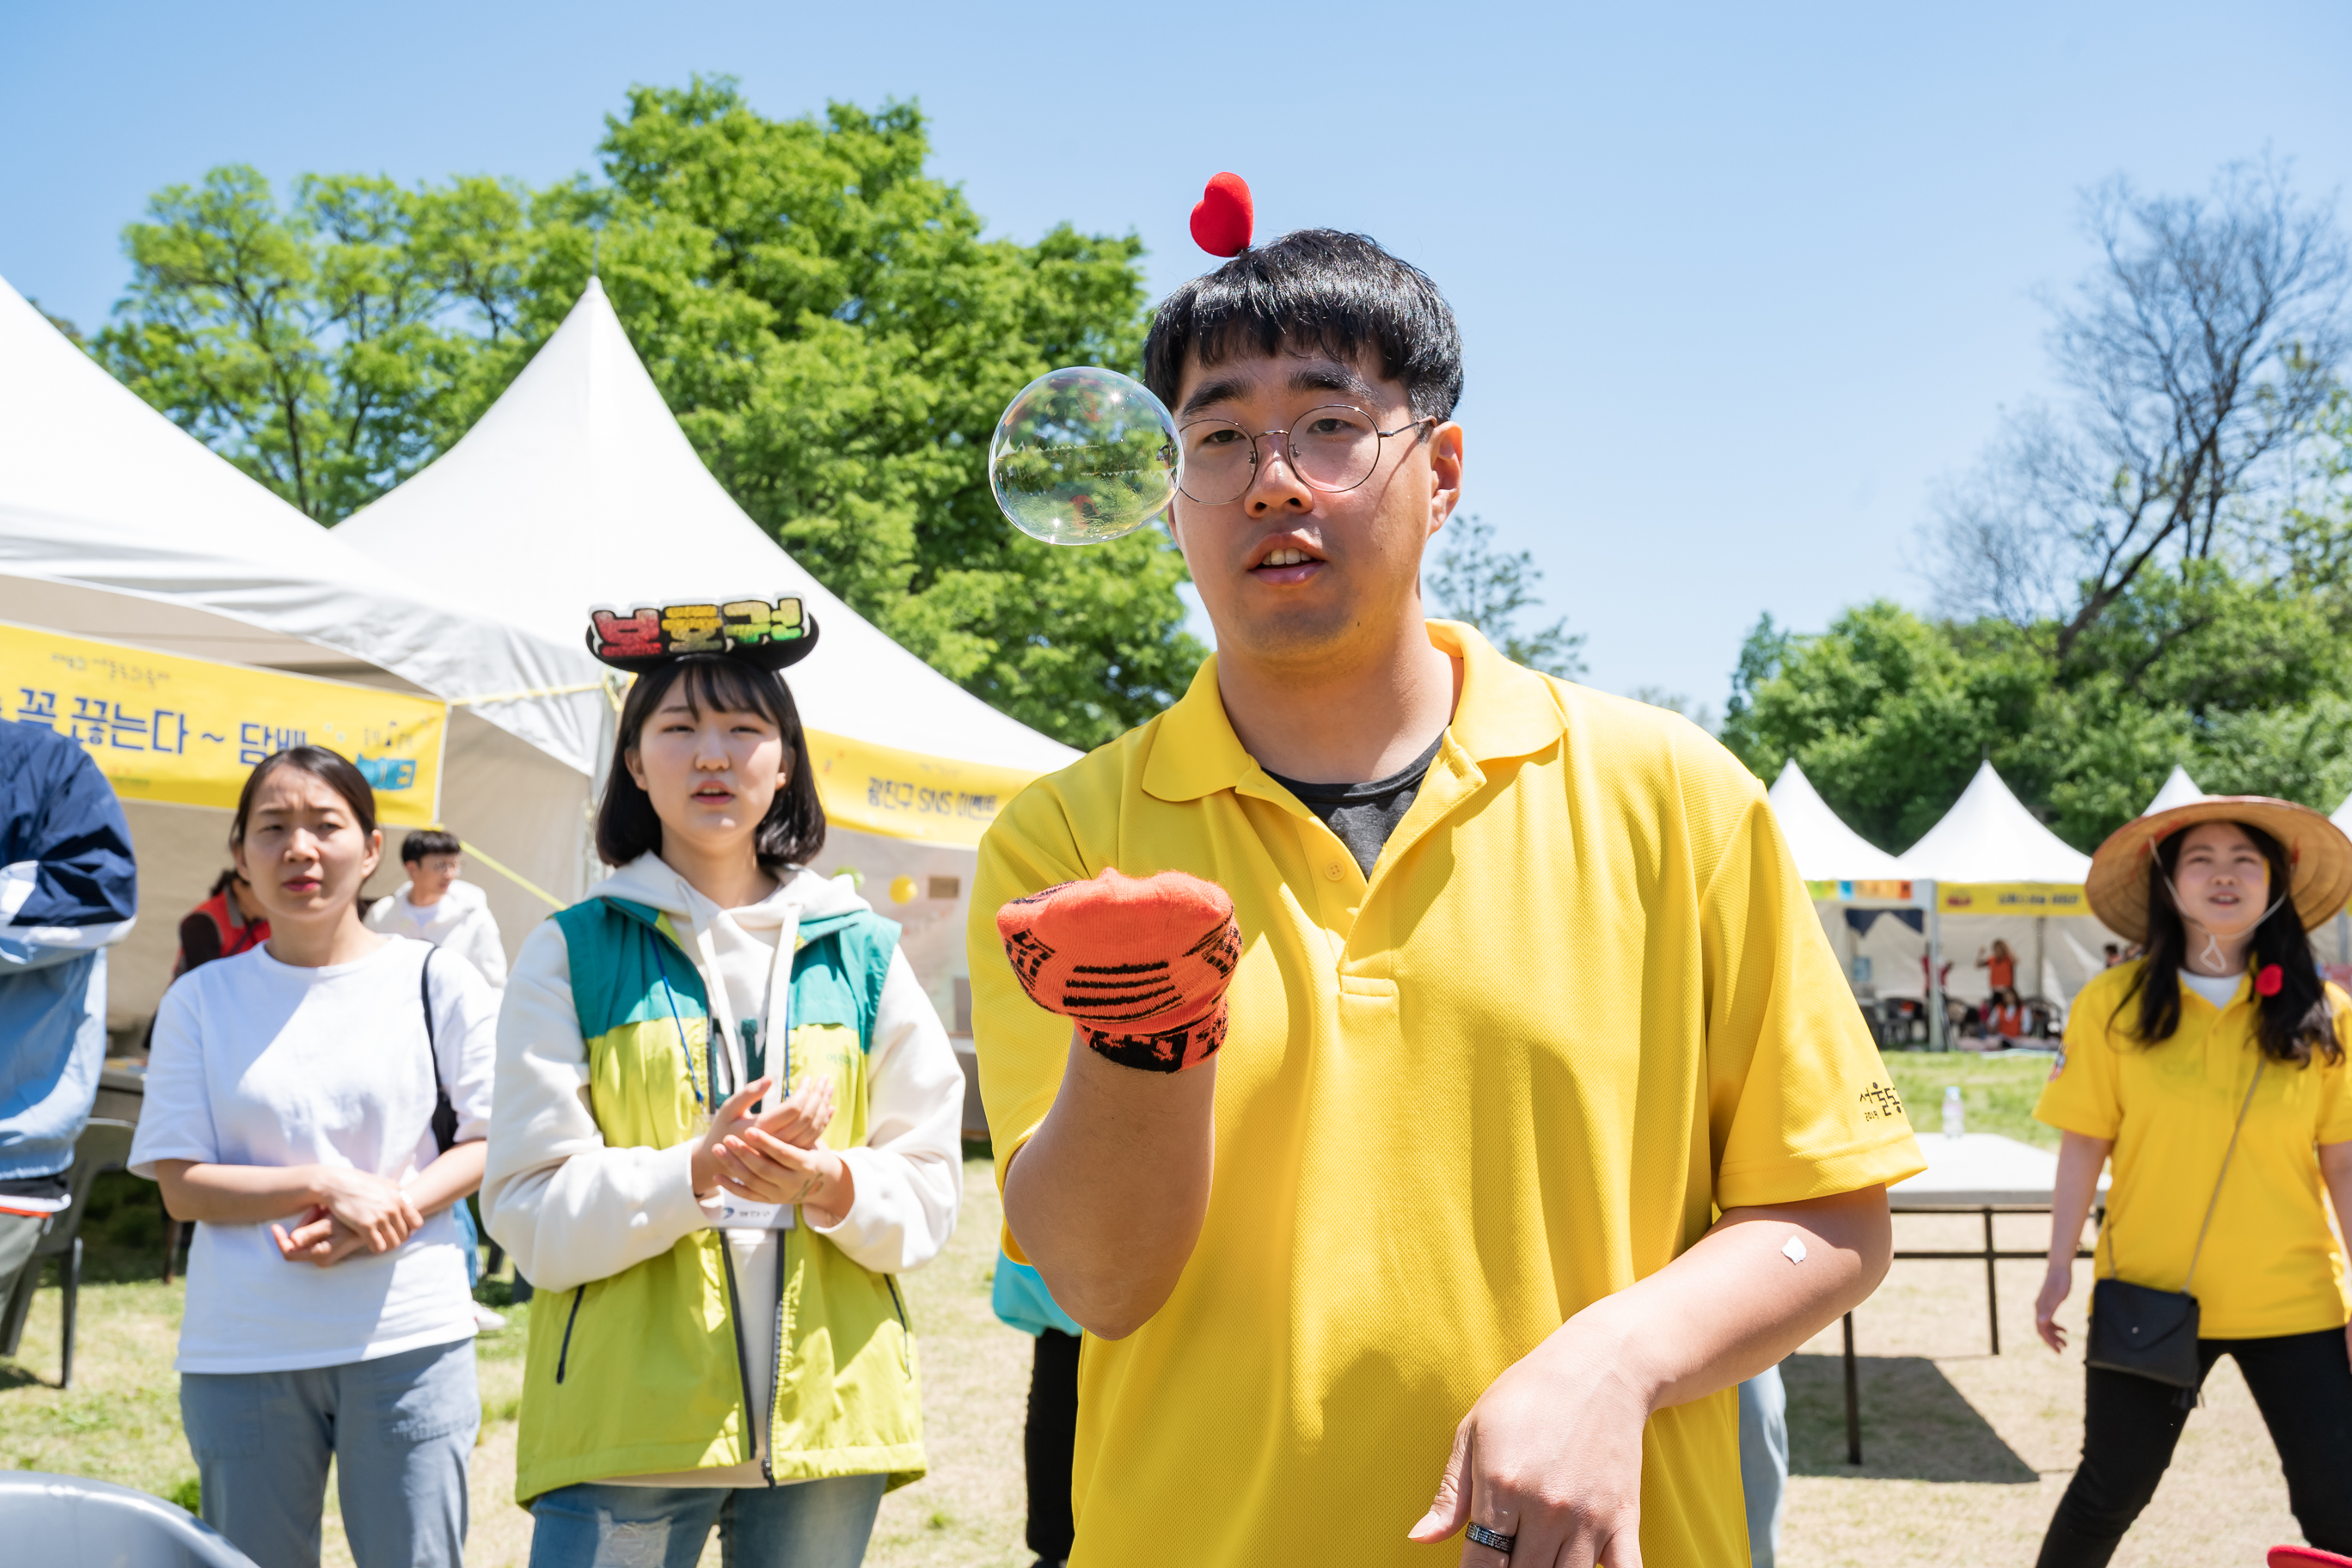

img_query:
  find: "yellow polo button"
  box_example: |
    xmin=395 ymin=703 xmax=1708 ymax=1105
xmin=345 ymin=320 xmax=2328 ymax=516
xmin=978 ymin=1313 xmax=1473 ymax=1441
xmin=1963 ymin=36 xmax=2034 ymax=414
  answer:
xmin=1324 ymin=860 xmax=1346 ymax=881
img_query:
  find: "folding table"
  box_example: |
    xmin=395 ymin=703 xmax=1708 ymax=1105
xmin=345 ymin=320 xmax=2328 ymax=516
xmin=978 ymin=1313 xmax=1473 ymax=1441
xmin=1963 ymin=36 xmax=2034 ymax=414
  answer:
xmin=1837 ymin=1131 xmax=2104 ymax=1463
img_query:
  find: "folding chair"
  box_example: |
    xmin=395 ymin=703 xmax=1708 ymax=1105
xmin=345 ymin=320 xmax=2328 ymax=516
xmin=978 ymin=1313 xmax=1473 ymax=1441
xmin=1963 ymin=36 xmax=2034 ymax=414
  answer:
xmin=0 ymin=1471 xmax=257 ymax=1566
xmin=0 ymin=1117 xmax=138 ymax=1388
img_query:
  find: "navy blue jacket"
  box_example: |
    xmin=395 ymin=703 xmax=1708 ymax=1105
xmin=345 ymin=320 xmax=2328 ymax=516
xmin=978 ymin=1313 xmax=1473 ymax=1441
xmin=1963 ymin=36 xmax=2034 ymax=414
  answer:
xmin=0 ymin=720 xmax=137 ymax=1182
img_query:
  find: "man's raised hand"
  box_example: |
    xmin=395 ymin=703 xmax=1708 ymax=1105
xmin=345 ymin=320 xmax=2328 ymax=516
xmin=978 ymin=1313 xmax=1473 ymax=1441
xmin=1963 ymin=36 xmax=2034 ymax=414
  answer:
xmin=995 ymin=867 xmax=1240 ymax=1073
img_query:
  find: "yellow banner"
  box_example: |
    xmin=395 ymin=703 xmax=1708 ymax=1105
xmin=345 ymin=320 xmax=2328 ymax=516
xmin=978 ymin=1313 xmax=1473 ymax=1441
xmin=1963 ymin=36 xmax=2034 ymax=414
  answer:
xmin=805 ymin=728 xmax=1048 ymax=847
xmin=1935 ymin=882 xmax=2087 ymax=915
xmin=0 ymin=621 xmax=447 ymax=824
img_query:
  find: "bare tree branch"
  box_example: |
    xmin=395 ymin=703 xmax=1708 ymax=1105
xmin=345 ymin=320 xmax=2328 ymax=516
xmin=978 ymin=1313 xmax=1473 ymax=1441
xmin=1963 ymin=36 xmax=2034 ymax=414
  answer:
xmin=1924 ymin=158 xmax=2349 ymax=658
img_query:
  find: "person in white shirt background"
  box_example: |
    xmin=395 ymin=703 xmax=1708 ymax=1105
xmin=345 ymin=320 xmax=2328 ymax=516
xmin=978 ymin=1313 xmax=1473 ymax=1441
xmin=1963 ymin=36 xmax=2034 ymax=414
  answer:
xmin=131 ymin=745 xmax=499 ymax=1568
xmin=369 ymin=825 xmax=510 ymax=1327
xmin=368 ymin=828 xmax=507 ymax=990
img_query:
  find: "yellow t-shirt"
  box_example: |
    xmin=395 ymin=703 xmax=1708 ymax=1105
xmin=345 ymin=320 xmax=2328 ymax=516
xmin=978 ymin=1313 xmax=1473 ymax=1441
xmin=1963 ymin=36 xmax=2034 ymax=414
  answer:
xmin=970 ymin=622 xmax=1926 ymax=1568
xmin=2037 ymin=961 xmax=2352 ymax=1338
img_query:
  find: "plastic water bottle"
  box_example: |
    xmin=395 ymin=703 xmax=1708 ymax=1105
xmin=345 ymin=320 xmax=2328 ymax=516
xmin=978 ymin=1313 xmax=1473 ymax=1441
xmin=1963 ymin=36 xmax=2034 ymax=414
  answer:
xmin=1943 ymin=1085 xmax=1965 ymax=1140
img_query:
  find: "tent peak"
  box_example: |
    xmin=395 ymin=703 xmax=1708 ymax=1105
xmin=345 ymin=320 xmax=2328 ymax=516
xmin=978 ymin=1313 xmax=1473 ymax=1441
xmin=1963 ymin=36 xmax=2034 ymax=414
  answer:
xmin=1765 ymin=756 xmax=1905 ymax=881
xmin=332 ymin=262 xmax=1076 ymax=775
xmin=2141 ymin=764 xmax=2206 ymax=817
xmin=1893 ymin=759 xmax=2091 ymax=885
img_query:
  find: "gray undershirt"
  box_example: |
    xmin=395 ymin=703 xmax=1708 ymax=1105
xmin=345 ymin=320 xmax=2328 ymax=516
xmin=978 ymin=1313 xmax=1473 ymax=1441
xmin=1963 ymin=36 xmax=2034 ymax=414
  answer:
xmin=1265 ymin=734 xmax=1446 ymax=878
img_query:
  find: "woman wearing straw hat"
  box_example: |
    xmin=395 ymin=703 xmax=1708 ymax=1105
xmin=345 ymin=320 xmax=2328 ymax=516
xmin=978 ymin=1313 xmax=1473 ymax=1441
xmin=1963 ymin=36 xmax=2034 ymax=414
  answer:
xmin=2031 ymin=797 xmax=2352 ymax=1566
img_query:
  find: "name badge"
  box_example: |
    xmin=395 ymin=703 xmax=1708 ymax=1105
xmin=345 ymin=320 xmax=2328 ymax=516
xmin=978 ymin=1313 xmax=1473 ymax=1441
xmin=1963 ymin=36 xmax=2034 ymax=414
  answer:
xmin=713 ymin=1195 xmax=797 ymax=1230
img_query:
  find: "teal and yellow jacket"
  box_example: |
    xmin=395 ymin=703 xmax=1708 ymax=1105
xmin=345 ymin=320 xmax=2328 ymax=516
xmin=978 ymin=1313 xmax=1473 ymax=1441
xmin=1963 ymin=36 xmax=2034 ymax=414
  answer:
xmin=481 ymin=854 xmax=965 ymax=1503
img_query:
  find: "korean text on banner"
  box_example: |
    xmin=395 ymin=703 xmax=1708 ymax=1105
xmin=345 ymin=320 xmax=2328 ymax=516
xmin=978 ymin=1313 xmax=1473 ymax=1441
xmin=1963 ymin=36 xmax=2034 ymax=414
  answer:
xmin=1935 ymin=882 xmax=2088 ymax=915
xmin=805 ymin=728 xmax=1046 ymax=848
xmin=0 ymin=621 xmax=448 ymax=825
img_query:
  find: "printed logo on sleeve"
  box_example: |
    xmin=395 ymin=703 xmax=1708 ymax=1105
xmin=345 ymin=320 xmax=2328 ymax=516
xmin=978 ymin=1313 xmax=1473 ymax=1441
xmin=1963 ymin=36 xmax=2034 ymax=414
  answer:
xmin=1858 ymin=1081 xmax=1907 ymax=1123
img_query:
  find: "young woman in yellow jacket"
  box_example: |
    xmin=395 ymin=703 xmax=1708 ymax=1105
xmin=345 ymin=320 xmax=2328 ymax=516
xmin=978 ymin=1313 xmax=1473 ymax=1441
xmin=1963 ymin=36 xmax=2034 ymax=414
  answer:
xmin=2033 ymin=796 xmax=2352 ymax=1565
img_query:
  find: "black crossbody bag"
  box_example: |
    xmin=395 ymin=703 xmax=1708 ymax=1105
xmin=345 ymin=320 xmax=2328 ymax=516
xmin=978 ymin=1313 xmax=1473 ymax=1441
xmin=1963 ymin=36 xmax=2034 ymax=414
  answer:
xmin=2086 ymin=1057 xmax=2264 ymax=1393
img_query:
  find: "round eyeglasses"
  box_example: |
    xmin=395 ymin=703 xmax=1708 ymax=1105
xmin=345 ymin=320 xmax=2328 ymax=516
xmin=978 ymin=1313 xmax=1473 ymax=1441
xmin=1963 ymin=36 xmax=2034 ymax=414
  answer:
xmin=1175 ymin=405 xmax=1436 ymax=506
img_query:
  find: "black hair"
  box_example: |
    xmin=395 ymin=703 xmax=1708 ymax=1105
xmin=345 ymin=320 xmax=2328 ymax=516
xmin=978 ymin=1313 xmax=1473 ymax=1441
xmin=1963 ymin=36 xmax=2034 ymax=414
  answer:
xmin=2114 ymin=819 xmax=2340 ymax=1065
xmin=595 ymin=655 xmax=825 ymax=873
xmin=207 ymin=868 xmax=243 ymax=897
xmin=401 ymin=828 xmax=462 ymax=865
xmin=1143 ymin=230 xmax=1464 ymax=421
xmin=230 ymin=745 xmax=378 ymax=850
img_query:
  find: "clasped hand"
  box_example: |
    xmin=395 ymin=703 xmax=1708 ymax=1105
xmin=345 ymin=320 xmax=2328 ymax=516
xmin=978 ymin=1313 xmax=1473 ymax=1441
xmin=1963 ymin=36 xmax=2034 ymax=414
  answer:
xmin=689 ymin=1075 xmax=853 ymax=1224
xmin=1408 ymin=1320 xmax=1652 ymax=1568
xmin=272 ymin=1168 xmax=425 ymax=1269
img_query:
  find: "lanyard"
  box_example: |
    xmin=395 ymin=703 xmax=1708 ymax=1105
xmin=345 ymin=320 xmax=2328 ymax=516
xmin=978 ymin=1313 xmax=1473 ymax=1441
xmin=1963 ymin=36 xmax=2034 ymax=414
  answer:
xmin=676 ymin=877 xmax=800 ymax=1112
xmin=676 ymin=879 xmax=802 ymax=1232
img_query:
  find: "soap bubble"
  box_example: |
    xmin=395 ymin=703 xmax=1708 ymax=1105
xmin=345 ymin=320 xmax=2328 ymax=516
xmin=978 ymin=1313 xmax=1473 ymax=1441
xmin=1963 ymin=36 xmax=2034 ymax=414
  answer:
xmin=989 ymin=367 xmax=1179 ymax=545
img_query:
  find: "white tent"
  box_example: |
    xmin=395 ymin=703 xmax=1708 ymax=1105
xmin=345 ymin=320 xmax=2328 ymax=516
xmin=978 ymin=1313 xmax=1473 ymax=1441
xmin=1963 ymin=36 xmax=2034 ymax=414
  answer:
xmin=2143 ymin=764 xmax=2206 ymax=815
xmin=1894 ymin=760 xmax=2112 ymax=1030
xmin=1767 ymin=759 xmax=1904 ymax=881
xmin=0 ymin=272 xmax=609 ymax=1026
xmin=1767 ymin=760 xmax=1916 ymax=995
xmin=1893 ymin=760 xmax=2092 ymax=885
xmin=335 ymin=279 xmax=1079 ymax=1027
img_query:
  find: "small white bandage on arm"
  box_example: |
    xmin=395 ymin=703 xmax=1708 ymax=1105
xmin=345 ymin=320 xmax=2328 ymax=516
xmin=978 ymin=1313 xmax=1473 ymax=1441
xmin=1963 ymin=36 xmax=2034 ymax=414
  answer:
xmin=1781 ymin=1235 xmax=1808 ymax=1264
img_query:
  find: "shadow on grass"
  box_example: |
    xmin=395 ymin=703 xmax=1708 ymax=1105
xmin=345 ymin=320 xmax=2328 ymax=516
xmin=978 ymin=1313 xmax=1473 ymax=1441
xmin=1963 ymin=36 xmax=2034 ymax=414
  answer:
xmin=1784 ymin=1353 xmax=2039 ymax=1483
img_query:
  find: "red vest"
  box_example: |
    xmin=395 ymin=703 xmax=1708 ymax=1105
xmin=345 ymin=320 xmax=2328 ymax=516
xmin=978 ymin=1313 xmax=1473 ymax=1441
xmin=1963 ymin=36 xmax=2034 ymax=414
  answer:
xmin=179 ymin=891 xmax=268 ymax=973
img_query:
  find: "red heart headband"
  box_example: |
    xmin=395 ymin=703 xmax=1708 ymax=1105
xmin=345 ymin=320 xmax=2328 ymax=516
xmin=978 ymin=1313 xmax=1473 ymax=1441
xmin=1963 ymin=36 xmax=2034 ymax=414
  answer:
xmin=1190 ymin=173 xmax=1253 ymax=258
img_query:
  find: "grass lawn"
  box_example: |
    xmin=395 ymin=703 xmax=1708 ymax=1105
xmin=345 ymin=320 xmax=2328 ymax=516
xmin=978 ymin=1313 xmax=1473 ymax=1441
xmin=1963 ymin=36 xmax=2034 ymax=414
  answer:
xmin=2 ymin=1101 xmax=2318 ymax=1566
xmin=1883 ymin=1044 xmax=2061 ymax=1148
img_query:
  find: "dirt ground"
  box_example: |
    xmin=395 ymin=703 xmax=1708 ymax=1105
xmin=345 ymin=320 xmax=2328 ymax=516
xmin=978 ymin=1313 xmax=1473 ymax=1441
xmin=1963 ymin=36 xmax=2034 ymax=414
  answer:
xmin=0 ymin=1142 xmax=2322 ymax=1566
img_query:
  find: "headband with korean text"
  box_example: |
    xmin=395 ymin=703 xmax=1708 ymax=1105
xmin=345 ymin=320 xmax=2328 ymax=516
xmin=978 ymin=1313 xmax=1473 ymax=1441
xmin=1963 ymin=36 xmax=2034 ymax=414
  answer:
xmin=585 ymin=596 xmax=819 ymax=674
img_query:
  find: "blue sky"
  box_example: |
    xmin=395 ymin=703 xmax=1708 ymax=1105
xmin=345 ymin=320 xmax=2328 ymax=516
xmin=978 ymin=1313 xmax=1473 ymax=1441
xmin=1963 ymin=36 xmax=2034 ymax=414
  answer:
xmin=5 ymin=1 xmax=2348 ymax=714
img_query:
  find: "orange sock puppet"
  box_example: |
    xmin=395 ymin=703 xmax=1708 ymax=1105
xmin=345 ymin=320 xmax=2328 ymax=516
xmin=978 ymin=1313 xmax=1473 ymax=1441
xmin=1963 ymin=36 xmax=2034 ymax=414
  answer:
xmin=995 ymin=869 xmax=1240 ymax=1072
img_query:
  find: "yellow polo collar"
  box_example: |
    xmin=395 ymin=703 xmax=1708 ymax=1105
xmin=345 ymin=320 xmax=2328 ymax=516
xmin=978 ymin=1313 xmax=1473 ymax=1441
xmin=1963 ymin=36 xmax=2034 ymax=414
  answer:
xmin=1140 ymin=619 xmax=1568 ymax=805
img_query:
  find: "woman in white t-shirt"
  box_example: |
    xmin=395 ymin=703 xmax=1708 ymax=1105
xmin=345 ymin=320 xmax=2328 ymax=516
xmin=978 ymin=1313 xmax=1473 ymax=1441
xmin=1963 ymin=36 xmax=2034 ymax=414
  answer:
xmin=131 ymin=746 xmax=498 ymax=1568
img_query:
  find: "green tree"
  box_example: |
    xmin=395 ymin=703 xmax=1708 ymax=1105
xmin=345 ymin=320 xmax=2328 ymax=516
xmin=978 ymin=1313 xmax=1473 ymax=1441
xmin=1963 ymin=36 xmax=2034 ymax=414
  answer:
xmin=1426 ymin=514 xmax=1585 ymax=677
xmin=90 ymin=82 xmax=1203 ymax=750
xmin=95 ymin=167 xmax=537 ymax=522
xmin=1718 ymin=584 xmax=2352 ymax=855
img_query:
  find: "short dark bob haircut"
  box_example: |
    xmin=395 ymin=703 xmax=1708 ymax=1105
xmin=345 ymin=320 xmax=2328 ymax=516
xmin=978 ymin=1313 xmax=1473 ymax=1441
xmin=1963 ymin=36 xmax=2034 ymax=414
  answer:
xmin=595 ymin=655 xmax=826 ymax=873
xmin=401 ymin=827 xmax=462 ymax=864
xmin=1143 ymin=230 xmax=1464 ymax=421
xmin=230 ymin=745 xmax=379 ymax=849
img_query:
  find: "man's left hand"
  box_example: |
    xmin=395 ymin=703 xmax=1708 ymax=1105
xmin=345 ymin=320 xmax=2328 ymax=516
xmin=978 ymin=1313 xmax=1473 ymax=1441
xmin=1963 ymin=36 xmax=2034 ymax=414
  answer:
xmin=1408 ymin=1318 xmax=1649 ymax=1567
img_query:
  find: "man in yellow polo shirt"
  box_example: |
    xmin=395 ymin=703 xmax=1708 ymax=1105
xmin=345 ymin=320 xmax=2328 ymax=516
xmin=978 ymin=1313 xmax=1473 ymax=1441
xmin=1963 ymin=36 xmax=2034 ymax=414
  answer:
xmin=970 ymin=227 xmax=1925 ymax=1567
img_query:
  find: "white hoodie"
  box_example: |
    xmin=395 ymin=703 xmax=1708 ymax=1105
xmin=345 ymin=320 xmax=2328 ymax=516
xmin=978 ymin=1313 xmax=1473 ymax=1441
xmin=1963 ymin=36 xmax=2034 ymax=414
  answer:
xmin=366 ymin=877 xmax=509 ymax=991
xmin=481 ymin=854 xmax=963 ymax=1484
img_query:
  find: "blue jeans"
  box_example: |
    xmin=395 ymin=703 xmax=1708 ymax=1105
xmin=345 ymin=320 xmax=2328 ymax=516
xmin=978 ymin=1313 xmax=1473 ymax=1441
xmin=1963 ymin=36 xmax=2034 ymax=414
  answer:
xmin=180 ymin=1337 xmax=478 ymax=1568
xmin=528 ymin=1475 xmax=888 ymax=1568
xmin=1737 ymin=1363 xmax=1789 ymax=1568
xmin=455 ymin=1200 xmax=481 ymax=1288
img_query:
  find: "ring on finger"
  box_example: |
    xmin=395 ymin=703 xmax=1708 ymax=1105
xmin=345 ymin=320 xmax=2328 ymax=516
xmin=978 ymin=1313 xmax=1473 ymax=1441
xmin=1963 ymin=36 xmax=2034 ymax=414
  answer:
xmin=1466 ymin=1522 xmax=1516 ymax=1555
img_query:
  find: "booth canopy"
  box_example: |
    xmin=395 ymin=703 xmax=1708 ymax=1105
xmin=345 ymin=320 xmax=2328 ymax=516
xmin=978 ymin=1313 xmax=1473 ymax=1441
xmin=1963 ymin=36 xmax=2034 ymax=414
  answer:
xmin=1894 ymin=760 xmax=2092 ymax=885
xmin=0 ymin=273 xmax=605 ymax=775
xmin=334 ymin=279 xmax=1078 ymax=785
xmin=1767 ymin=760 xmax=1905 ymax=882
xmin=0 ymin=271 xmax=609 ymax=1023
